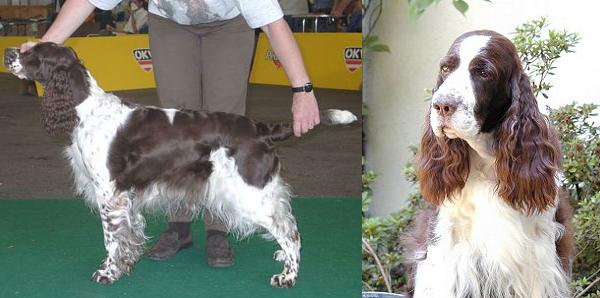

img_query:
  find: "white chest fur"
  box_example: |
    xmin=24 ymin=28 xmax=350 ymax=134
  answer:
xmin=414 ymin=160 xmax=568 ymax=298
xmin=64 ymin=84 xmax=134 ymax=203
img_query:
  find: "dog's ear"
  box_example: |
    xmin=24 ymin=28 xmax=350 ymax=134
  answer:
xmin=495 ymin=71 xmax=561 ymax=214
xmin=416 ymin=110 xmax=470 ymax=206
xmin=40 ymin=60 xmax=89 ymax=135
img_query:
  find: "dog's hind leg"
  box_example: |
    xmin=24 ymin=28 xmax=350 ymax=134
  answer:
xmin=91 ymin=191 xmax=146 ymax=284
xmin=258 ymin=206 xmax=301 ymax=288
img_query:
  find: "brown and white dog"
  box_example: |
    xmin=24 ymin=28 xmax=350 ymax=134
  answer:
xmin=3 ymin=43 xmax=357 ymax=287
xmin=405 ymin=30 xmax=574 ymax=298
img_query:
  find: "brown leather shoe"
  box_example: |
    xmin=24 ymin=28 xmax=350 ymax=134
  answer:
xmin=206 ymin=230 xmax=234 ymax=267
xmin=147 ymin=222 xmax=193 ymax=261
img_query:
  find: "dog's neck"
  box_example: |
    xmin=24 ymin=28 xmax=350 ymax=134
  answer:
xmin=73 ymin=73 xmax=130 ymax=122
xmin=84 ymin=72 xmax=105 ymax=97
xmin=462 ymin=133 xmax=496 ymax=173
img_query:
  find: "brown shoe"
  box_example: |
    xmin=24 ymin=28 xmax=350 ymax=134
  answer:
xmin=206 ymin=230 xmax=234 ymax=267
xmin=147 ymin=222 xmax=193 ymax=261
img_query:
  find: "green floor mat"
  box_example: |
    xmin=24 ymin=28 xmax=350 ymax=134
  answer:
xmin=0 ymin=198 xmax=360 ymax=298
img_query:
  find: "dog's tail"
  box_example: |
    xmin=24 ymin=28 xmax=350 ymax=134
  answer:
xmin=258 ymin=109 xmax=358 ymax=142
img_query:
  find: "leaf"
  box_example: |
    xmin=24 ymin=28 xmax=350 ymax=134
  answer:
xmin=453 ymin=0 xmax=469 ymax=15
xmin=363 ymin=35 xmax=391 ymax=53
xmin=368 ymin=44 xmax=391 ymax=53
xmin=408 ymin=0 xmax=437 ymax=20
xmin=363 ymin=35 xmax=379 ymax=45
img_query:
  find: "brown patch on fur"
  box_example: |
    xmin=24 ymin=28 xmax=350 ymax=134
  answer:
xmin=555 ymin=189 xmax=575 ymax=276
xmin=495 ymin=71 xmax=561 ymax=215
xmin=416 ymin=113 xmax=470 ymax=206
xmin=13 ymin=43 xmax=90 ymax=135
xmin=108 ymin=109 xmax=284 ymax=192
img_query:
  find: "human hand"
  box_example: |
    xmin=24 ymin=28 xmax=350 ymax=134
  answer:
xmin=330 ymin=10 xmax=343 ymax=17
xmin=292 ymin=91 xmax=320 ymax=137
xmin=19 ymin=40 xmax=38 ymax=53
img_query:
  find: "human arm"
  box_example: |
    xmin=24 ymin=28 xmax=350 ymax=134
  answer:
xmin=331 ymin=0 xmax=354 ymax=16
xmin=261 ymin=18 xmax=320 ymax=137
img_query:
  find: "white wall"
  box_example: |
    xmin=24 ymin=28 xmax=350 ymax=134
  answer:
xmin=364 ymin=0 xmax=600 ymax=216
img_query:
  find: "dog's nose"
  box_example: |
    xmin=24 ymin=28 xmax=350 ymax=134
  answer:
xmin=4 ymin=47 xmax=18 ymax=67
xmin=432 ymin=96 xmax=459 ymax=117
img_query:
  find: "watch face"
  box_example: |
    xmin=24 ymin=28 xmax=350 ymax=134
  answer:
xmin=304 ymin=83 xmax=313 ymax=92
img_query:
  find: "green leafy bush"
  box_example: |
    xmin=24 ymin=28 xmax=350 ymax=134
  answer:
xmin=362 ymin=18 xmax=600 ymax=297
xmin=550 ymin=103 xmax=600 ymax=297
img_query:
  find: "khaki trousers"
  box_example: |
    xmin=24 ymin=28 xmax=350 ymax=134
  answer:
xmin=148 ymin=13 xmax=255 ymax=231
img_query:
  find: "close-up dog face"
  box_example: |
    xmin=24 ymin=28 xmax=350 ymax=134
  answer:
xmin=4 ymin=42 xmax=80 ymax=82
xmin=430 ymin=30 xmax=518 ymax=140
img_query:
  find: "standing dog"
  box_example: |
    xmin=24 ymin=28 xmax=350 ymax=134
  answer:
xmin=406 ymin=30 xmax=574 ymax=298
xmin=4 ymin=43 xmax=356 ymax=287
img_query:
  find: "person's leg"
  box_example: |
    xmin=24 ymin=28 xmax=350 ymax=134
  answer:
xmin=195 ymin=16 xmax=255 ymax=266
xmin=199 ymin=16 xmax=255 ymax=116
xmin=145 ymin=13 xmax=201 ymax=260
xmin=148 ymin=13 xmax=202 ymax=110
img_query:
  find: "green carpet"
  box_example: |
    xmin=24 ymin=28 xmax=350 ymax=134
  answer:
xmin=0 ymin=198 xmax=360 ymax=298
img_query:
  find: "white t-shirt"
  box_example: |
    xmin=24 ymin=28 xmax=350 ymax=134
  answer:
xmin=89 ymin=0 xmax=283 ymax=28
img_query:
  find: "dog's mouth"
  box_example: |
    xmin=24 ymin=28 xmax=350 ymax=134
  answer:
xmin=441 ymin=126 xmax=458 ymax=139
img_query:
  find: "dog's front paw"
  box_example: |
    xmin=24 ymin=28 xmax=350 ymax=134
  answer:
xmin=273 ymin=250 xmax=286 ymax=262
xmin=270 ymin=273 xmax=296 ymax=288
xmin=91 ymin=268 xmax=118 ymax=284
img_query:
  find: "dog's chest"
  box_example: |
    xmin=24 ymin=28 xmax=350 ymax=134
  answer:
xmin=414 ymin=168 xmax=565 ymax=298
xmin=65 ymin=95 xmax=134 ymax=200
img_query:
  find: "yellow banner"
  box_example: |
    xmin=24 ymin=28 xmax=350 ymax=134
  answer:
xmin=0 ymin=35 xmax=155 ymax=94
xmin=250 ymin=33 xmax=362 ymax=91
xmin=1 ymin=33 xmax=362 ymax=92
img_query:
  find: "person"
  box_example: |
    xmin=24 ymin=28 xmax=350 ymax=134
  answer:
xmin=330 ymin=0 xmax=361 ymax=32
xmin=311 ymin=0 xmax=334 ymax=14
xmin=20 ymin=0 xmax=320 ymax=268
xmin=106 ymin=0 xmax=148 ymax=34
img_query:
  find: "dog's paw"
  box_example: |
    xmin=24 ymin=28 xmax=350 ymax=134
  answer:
xmin=91 ymin=269 xmax=118 ymax=284
xmin=270 ymin=273 xmax=296 ymax=288
xmin=273 ymin=250 xmax=286 ymax=262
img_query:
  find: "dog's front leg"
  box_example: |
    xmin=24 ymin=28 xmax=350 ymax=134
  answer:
xmin=91 ymin=191 xmax=146 ymax=284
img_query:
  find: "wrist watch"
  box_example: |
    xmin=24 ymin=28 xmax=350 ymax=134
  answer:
xmin=291 ymin=82 xmax=313 ymax=93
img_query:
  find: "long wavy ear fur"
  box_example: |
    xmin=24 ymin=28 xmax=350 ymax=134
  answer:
xmin=40 ymin=49 xmax=89 ymax=135
xmin=416 ymin=110 xmax=470 ymax=206
xmin=495 ymin=72 xmax=561 ymax=214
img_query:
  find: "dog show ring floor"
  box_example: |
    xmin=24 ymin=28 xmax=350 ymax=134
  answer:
xmin=0 ymin=198 xmax=360 ymax=297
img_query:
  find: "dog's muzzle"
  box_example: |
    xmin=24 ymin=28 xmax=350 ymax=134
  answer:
xmin=432 ymin=95 xmax=459 ymax=119
xmin=4 ymin=47 xmax=27 ymax=79
xmin=4 ymin=47 xmax=19 ymax=68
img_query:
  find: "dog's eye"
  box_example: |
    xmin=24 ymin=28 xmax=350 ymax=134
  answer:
xmin=441 ymin=65 xmax=450 ymax=74
xmin=478 ymin=70 xmax=490 ymax=79
xmin=471 ymin=66 xmax=491 ymax=80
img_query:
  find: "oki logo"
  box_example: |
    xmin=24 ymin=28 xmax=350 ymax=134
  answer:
xmin=344 ymin=47 xmax=362 ymax=73
xmin=133 ymin=48 xmax=153 ymax=72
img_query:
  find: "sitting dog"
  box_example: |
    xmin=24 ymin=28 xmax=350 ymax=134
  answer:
xmin=4 ymin=43 xmax=357 ymax=287
xmin=405 ymin=30 xmax=574 ymax=298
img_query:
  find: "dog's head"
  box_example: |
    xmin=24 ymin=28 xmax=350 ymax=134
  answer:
xmin=5 ymin=42 xmax=83 ymax=82
xmin=417 ymin=30 xmax=561 ymax=214
xmin=4 ymin=43 xmax=90 ymax=135
xmin=429 ymin=30 xmax=519 ymax=140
